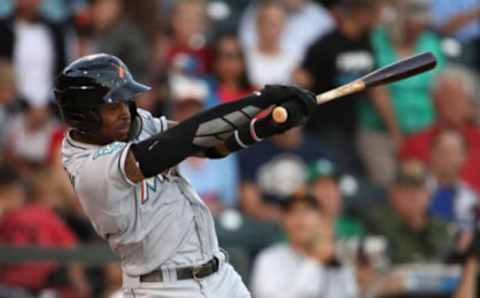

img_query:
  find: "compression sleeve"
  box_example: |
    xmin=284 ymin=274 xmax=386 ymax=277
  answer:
xmin=130 ymin=91 xmax=277 ymax=178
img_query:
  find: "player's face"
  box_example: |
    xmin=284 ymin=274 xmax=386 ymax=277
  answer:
xmin=98 ymin=102 xmax=131 ymax=142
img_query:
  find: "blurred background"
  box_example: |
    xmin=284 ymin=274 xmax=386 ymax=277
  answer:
xmin=0 ymin=0 xmax=480 ymax=297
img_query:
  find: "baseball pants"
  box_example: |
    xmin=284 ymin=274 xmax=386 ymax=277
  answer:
xmin=122 ymin=262 xmax=251 ymax=298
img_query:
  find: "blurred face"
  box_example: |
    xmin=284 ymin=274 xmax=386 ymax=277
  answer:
xmin=282 ymin=0 xmax=305 ymax=11
xmin=352 ymin=5 xmax=382 ymax=32
xmin=433 ymin=78 xmax=473 ymax=128
xmin=92 ymin=0 xmax=121 ymax=31
xmin=26 ymin=106 xmax=50 ymax=128
xmin=0 ymin=82 xmax=15 ymax=105
xmin=214 ymin=37 xmax=245 ymax=83
xmin=390 ymin=184 xmax=430 ymax=221
xmin=0 ymin=183 xmax=25 ymax=216
xmin=173 ymin=100 xmax=203 ymax=122
xmin=311 ymin=178 xmax=342 ymax=218
xmin=98 ymin=102 xmax=131 ymax=142
xmin=257 ymin=4 xmax=286 ymax=46
xmin=171 ymin=2 xmax=206 ymax=43
xmin=283 ymin=202 xmax=321 ymax=247
xmin=430 ymin=132 xmax=466 ymax=181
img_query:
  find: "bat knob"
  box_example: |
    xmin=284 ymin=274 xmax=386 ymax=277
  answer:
xmin=272 ymin=106 xmax=288 ymax=124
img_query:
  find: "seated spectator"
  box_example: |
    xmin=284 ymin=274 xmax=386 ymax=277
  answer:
xmin=367 ymin=161 xmax=452 ymax=264
xmin=400 ymin=65 xmax=480 ymax=193
xmin=357 ymin=0 xmax=445 ymax=187
xmin=240 ymin=0 xmax=334 ymax=62
xmin=297 ymin=0 xmax=380 ymax=173
xmin=244 ymin=0 xmax=300 ymax=87
xmin=251 ymin=193 xmax=359 ymax=298
xmin=206 ymin=34 xmax=255 ymax=107
xmin=164 ymin=0 xmax=212 ymax=76
xmin=84 ymin=0 xmax=149 ymax=79
xmin=0 ymin=168 xmax=90 ymax=297
xmin=308 ymin=158 xmax=365 ymax=241
xmin=428 ymin=131 xmax=477 ymax=231
xmin=238 ymin=127 xmax=328 ymax=221
xmin=3 ymin=103 xmax=63 ymax=178
xmin=171 ymin=76 xmax=240 ymax=215
xmin=0 ymin=0 xmax=67 ymax=107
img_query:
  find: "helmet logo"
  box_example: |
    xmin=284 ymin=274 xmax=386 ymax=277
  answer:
xmin=112 ymin=63 xmax=126 ymax=79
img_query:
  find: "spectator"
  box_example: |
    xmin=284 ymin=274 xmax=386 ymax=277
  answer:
xmin=0 ymin=165 xmax=24 ymax=220
xmin=244 ymin=0 xmax=300 ymax=87
xmin=400 ymin=65 xmax=480 ymax=193
xmin=206 ymin=34 xmax=255 ymax=107
xmin=428 ymin=130 xmax=477 ymax=231
xmin=240 ymin=0 xmax=334 ymax=62
xmin=238 ymin=127 xmax=328 ymax=221
xmin=308 ymin=158 xmax=365 ymax=241
xmin=164 ymin=0 xmax=212 ymax=76
xmin=367 ymin=161 xmax=452 ymax=264
xmin=296 ymin=0 xmax=380 ymax=173
xmin=86 ymin=0 xmax=149 ymax=79
xmin=251 ymin=193 xmax=359 ymax=298
xmin=357 ymin=0 xmax=445 ymax=187
xmin=172 ymin=76 xmax=240 ymax=215
xmin=0 ymin=0 xmax=67 ymax=107
xmin=3 ymin=103 xmax=63 ymax=178
xmin=0 ymin=169 xmax=90 ymax=297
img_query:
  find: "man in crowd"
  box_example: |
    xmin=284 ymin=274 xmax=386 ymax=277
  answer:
xmin=251 ymin=193 xmax=358 ymax=298
xmin=295 ymin=0 xmax=380 ymax=173
xmin=367 ymin=161 xmax=451 ymax=264
xmin=428 ymin=130 xmax=477 ymax=232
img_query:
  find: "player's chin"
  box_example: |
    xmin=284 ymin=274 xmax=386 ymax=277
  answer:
xmin=112 ymin=127 xmax=130 ymax=141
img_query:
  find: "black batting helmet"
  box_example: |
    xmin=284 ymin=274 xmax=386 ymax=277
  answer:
xmin=54 ymin=53 xmax=150 ymax=139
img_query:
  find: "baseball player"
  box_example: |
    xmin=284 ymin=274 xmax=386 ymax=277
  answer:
xmin=55 ymin=53 xmax=316 ymax=297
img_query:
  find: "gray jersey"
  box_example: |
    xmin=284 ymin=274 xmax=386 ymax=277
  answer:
xmin=62 ymin=109 xmax=220 ymax=276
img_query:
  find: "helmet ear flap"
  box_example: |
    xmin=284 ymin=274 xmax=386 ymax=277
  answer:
xmin=127 ymin=102 xmax=142 ymax=141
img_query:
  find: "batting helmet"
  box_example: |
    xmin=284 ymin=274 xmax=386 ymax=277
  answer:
xmin=54 ymin=53 xmax=150 ymax=139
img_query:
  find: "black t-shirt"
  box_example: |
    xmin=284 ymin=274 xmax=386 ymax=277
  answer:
xmin=302 ymin=29 xmax=375 ymax=135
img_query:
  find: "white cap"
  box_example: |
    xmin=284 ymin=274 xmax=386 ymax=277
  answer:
xmin=169 ymin=75 xmax=208 ymax=104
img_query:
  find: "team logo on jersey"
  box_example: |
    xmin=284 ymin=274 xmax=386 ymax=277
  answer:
xmin=138 ymin=175 xmax=162 ymax=204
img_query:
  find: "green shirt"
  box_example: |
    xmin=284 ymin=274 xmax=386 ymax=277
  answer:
xmin=369 ymin=207 xmax=451 ymax=264
xmin=358 ymin=27 xmax=445 ymax=134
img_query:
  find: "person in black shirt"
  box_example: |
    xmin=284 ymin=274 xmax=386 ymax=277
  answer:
xmin=295 ymin=0 xmax=381 ymax=173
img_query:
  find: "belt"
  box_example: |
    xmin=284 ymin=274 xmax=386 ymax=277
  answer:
xmin=140 ymin=257 xmax=219 ymax=283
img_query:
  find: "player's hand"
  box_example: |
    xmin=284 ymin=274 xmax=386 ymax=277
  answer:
xmin=260 ymin=85 xmax=317 ymax=114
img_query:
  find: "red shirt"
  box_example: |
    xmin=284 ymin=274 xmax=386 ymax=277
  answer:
xmin=216 ymin=85 xmax=255 ymax=104
xmin=165 ymin=43 xmax=212 ymax=75
xmin=0 ymin=204 xmax=77 ymax=290
xmin=400 ymin=124 xmax=480 ymax=193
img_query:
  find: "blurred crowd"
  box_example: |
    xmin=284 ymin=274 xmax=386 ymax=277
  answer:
xmin=0 ymin=0 xmax=480 ymax=297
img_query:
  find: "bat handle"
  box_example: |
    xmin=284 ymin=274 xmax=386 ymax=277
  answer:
xmin=272 ymin=106 xmax=288 ymax=124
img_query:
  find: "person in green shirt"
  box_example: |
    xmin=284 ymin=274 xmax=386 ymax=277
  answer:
xmin=367 ymin=161 xmax=452 ymax=264
xmin=357 ymin=0 xmax=445 ymax=187
xmin=307 ymin=158 xmax=365 ymax=241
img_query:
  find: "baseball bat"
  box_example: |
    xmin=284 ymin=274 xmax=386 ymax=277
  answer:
xmin=272 ymin=51 xmax=437 ymax=124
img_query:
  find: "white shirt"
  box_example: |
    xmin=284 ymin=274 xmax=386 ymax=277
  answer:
xmin=251 ymin=244 xmax=359 ymax=298
xmin=13 ymin=20 xmax=55 ymax=106
xmin=240 ymin=2 xmax=335 ymax=60
xmin=62 ymin=109 xmax=221 ymax=276
xmin=245 ymin=47 xmax=300 ymax=88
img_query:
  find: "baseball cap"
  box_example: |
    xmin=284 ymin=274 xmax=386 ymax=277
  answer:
xmin=169 ymin=75 xmax=208 ymax=105
xmin=394 ymin=160 xmax=428 ymax=187
xmin=307 ymin=158 xmax=339 ymax=183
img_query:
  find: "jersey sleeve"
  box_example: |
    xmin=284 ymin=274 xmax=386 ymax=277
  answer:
xmin=137 ymin=108 xmax=168 ymax=136
xmin=73 ymin=142 xmax=135 ymax=238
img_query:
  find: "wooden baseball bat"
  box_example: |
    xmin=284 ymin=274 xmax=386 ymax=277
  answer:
xmin=272 ymin=51 xmax=437 ymax=124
